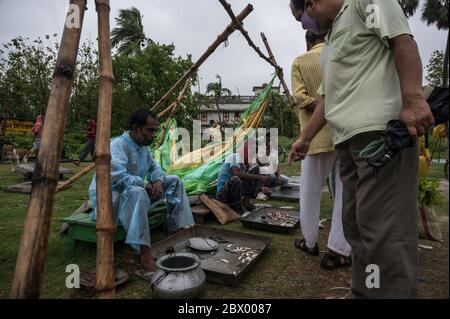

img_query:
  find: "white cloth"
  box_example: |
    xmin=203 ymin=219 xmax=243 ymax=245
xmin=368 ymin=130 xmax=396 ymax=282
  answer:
xmin=299 ymin=151 xmax=351 ymax=256
xmin=258 ymin=147 xmax=279 ymax=175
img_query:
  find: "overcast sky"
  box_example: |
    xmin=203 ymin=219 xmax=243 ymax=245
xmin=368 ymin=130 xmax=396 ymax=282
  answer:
xmin=0 ymin=0 xmax=447 ymax=95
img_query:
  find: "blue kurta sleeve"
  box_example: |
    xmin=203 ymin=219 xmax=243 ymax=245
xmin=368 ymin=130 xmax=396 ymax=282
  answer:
xmin=147 ymin=152 xmax=165 ymax=183
xmin=111 ymin=140 xmax=146 ymax=190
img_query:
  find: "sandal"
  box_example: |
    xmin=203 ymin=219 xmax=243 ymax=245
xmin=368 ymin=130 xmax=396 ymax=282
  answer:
xmin=320 ymin=253 xmax=351 ymax=270
xmin=293 ymin=238 xmax=319 ymax=256
xmin=134 ymin=269 xmax=156 ymax=282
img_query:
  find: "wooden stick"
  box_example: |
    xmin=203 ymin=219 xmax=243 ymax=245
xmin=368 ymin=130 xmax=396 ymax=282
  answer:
xmin=150 ymin=4 xmax=254 ymax=112
xmin=156 ymin=79 xmax=191 ymax=148
xmin=94 ymin=0 xmax=115 ymax=299
xmin=260 ymin=32 xmax=295 ymax=107
xmin=157 ymin=79 xmax=191 ymax=119
xmin=10 ymin=0 xmax=87 ymax=299
xmin=218 ymin=0 xmax=277 ymax=70
xmin=56 ymin=162 xmax=96 ymax=192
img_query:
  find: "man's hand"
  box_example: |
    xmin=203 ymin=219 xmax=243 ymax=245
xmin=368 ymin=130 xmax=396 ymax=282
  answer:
xmin=399 ymin=94 xmax=434 ymax=139
xmin=146 ymin=180 xmax=163 ymax=200
xmin=288 ymin=138 xmax=310 ymax=164
xmin=261 ymin=186 xmax=272 ymax=196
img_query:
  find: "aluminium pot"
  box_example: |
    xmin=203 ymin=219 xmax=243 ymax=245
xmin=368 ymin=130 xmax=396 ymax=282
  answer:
xmin=151 ymin=252 xmax=206 ymax=299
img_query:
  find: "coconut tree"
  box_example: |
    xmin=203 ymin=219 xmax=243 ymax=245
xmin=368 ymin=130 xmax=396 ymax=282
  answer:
xmin=111 ymin=7 xmax=153 ymax=56
xmin=398 ymin=0 xmax=449 ymax=87
xmin=206 ymin=75 xmax=232 ymax=124
xmin=421 ymin=0 xmax=449 ymax=87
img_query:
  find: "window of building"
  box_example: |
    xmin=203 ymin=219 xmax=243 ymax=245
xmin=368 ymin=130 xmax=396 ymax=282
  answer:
xmin=201 ymin=112 xmax=207 ymax=123
xmin=223 ymin=112 xmax=229 ymax=122
xmin=234 ymin=112 xmax=240 ymax=121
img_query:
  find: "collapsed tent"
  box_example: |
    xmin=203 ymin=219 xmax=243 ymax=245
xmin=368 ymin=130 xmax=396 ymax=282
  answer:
xmin=151 ymin=77 xmax=275 ymax=195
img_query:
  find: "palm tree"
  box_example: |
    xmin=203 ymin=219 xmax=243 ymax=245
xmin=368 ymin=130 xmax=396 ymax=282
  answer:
xmin=398 ymin=0 xmax=420 ymax=16
xmin=111 ymin=7 xmax=153 ymax=56
xmin=206 ymin=75 xmax=232 ymax=124
xmin=421 ymin=0 xmax=449 ymax=87
xmin=398 ymin=0 xmax=449 ymax=87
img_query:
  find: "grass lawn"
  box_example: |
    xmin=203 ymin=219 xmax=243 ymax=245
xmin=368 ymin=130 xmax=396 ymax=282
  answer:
xmin=0 ymin=160 xmax=447 ymax=299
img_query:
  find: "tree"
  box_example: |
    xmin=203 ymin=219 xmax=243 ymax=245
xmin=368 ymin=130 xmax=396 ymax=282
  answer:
xmin=422 ymin=0 xmax=449 ymax=87
xmin=111 ymin=7 xmax=152 ymax=56
xmin=0 ymin=35 xmax=58 ymax=119
xmin=112 ymin=42 xmax=196 ymax=131
xmin=425 ymin=50 xmax=446 ymax=86
xmin=263 ymin=92 xmax=298 ymax=139
xmin=398 ymin=0 xmax=420 ymax=16
xmin=205 ymin=75 xmax=232 ymax=124
xmin=398 ymin=0 xmax=449 ymax=87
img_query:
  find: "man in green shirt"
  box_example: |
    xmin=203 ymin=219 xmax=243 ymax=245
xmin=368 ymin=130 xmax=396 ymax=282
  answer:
xmin=289 ymin=0 xmax=434 ymax=298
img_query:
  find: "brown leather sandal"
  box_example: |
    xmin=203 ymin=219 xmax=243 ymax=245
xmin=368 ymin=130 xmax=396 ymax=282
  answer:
xmin=320 ymin=253 xmax=351 ymax=270
xmin=293 ymin=238 xmax=319 ymax=256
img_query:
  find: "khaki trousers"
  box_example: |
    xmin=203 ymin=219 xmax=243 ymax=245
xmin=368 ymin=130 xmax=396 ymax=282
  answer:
xmin=336 ymin=131 xmax=419 ymax=299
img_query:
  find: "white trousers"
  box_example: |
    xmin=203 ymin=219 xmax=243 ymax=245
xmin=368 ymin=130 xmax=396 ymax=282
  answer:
xmin=299 ymin=151 xmax=351 ymax=256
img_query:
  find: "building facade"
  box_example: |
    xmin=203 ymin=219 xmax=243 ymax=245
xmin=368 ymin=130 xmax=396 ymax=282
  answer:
xmin=199 ymin=84 xmax=280 ymax=129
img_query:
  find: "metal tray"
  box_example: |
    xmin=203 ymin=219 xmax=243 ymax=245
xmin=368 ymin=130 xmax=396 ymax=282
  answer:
xmin=240 ymin=207 xmax=299 ymax=233
xmin=151 ymin=225 xmax=271 ymax=286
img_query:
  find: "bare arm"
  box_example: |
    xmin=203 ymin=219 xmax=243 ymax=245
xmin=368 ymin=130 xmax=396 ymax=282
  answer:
xmin=231 ymin=167 xmax=267 ymax=183
xmin=390 ymin=35 xmax=434 ymax=138
xmin=288 ymin=97 xmax=327 ymax=163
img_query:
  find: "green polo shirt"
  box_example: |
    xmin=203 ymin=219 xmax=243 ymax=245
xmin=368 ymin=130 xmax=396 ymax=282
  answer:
xmin=318 ymin=0 xmax=412 ymax=145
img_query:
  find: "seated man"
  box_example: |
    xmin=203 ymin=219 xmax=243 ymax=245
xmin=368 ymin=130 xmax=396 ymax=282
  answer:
xmin=88 ymin=108 xmax=194 ymax=280
xmin=257 ymin=132 xmax=289 ymax=189
xmin=216 ymin=142 xmax=272 ymax=214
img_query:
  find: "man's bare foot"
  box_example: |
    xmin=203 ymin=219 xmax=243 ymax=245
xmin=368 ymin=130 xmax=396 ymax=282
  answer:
xmin=140 ymin=245 xmax=157 ymax=272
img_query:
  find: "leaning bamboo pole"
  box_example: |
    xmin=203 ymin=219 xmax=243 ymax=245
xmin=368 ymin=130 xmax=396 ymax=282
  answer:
xmin=94 ymin=0 xmax=115 ymax=299
xmin=217 ymin=0 xmax=277 ymax=69
xmin=56 ymin=162 xmax=96 ymax=192
xmin=55 ymin=6 xmax=254 ymax=192
xmin=10 ymin=0 xmax=87 ymax=299
xmin=156 ymin=79 xmax=191 ymax=148
xmin=150 ymin=4 xmax=254 ymax=112
xmin=260 ymin=33 xmax=295 ymax=107
xmin=157 ymin=79 xmax=191 ymax=119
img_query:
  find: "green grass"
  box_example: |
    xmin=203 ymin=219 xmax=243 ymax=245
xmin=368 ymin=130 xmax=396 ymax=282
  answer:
xmin=0 ymin=158 xmax=447 ymax=299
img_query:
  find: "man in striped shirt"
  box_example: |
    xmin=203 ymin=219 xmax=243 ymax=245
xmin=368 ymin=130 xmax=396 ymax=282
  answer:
xmin=291 ymin=30 xmax=351 ymax=269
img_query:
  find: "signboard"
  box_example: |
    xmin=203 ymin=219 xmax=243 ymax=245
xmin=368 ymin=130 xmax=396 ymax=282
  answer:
xmin=5 ymin=119 xmax=33 ymax=134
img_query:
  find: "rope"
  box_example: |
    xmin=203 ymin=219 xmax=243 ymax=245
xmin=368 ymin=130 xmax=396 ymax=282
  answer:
xmin=359 ymin=139 xmax=385 ymax=159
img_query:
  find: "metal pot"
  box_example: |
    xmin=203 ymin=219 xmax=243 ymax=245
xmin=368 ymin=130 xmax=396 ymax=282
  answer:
xmin=151 ymin=252 xmax=206 ymax=299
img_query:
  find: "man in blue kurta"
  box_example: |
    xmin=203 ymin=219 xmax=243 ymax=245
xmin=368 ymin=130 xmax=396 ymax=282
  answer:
xmin=88 ymin=109 xmax=194 ymax=279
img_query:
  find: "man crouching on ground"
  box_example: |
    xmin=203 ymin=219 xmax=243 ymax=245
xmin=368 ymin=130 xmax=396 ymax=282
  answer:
xmin=88 ymin=108 xmax=194 ymax=281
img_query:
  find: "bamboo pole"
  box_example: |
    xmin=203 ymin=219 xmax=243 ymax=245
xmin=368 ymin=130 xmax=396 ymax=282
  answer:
xmin=217 ymin=0 xmax=277 ymax=69
xmin=156 ymin=79 xmax=191 ymax=148
xmin=10 ymin=0 xmax=87 ymax=299
xmin=260 ymin=32 xmax=295 ymax=107
xmin=150 ymin=4 xmax=254 ymax=112
xmin=56 ymin=162 xmax=96 ymax=192
xmin=157 ymin=79 xmax=191 ymax=119
xmin=94 ymin=0 xmax=115 ymax=299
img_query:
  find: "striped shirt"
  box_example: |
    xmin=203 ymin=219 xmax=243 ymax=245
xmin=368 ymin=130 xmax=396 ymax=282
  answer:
xmin=291 ymin=43 xmax=334 ymax=155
